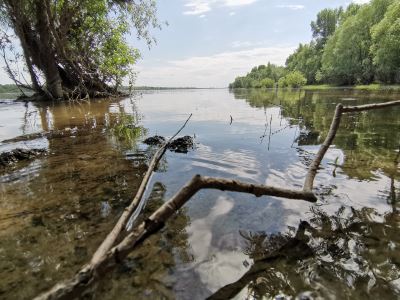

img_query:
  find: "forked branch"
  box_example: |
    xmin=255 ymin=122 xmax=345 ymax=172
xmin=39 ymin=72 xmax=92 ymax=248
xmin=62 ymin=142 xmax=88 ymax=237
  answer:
xmin=303 ymin=99 xmax=400 ymax=191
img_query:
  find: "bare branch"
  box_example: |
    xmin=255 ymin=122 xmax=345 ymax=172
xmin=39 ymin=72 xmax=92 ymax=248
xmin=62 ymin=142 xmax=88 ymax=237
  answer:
xmin=303 ymin=104 xmax=343 ymax=191
xmin=303 ymin=99 xmax=400 ymax=191
xmin=342 ymin=100 xmax=400 ymax=112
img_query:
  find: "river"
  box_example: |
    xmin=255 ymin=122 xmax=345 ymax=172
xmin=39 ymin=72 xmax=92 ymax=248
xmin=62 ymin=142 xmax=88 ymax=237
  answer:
xmin=0 ymin=88 xmax=399 ymax=299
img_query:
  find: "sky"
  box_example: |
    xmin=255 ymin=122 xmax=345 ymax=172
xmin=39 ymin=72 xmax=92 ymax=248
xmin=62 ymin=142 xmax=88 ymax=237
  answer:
xmin=0 ymin=0 xmax=369 ymax=88
xmin=132 ymin=0 xmax=369 ymax=87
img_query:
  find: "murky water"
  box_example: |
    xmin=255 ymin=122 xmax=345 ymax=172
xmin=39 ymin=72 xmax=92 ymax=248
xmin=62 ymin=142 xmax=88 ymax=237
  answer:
xmin=0 ymin=89 xmax=399 ymax=299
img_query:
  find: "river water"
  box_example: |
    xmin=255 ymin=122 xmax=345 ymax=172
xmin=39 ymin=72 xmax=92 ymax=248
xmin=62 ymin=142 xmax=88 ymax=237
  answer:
xmin=0 ymin=89 xmax=399 ymax=299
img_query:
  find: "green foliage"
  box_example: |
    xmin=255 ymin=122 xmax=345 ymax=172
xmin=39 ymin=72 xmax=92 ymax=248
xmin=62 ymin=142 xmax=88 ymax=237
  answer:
xmin=278 ymin=77 xmax=287 ymax=88
xmin=62 ymin=0 xmax=159 ymax=87
xmin=281 ymin=71 xmax=307 ymax=88
xmin=321 ymin=0 xmax=394 ymax=85
xmin=229 ymin=63 xmax=284 ymax=88
xmin=371 ymin=1 xmax=400 ymax=83
xmin=311 ymin=8 xmax=343 ymax=49
xmin=286 ymin=43 xmax=322 ymax=84
xmin=0 ymin=0 xmax=161 ymax=94
xmin=260 ymin=78 xmax=275 ymax=88
xmin=231 ymin=0 xmax=400 ymax=88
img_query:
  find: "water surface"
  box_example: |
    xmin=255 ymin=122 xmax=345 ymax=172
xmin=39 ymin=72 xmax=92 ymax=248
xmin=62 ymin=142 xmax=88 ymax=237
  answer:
xmin=0 ymin=89 xmax=399 ymax=299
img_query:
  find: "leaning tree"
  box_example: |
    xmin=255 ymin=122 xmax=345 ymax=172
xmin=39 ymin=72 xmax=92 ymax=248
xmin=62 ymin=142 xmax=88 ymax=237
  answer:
xmin=0 ymin=0 xmax=160 ymax=100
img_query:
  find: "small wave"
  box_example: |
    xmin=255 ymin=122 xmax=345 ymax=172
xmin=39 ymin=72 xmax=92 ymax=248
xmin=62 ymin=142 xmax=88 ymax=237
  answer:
xmin=191 ymin=145 xmax=261 ymax=181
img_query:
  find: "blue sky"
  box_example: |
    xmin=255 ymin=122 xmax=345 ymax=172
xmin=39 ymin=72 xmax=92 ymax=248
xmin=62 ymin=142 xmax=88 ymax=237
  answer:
xmin=0 ymin=0 xmax=369 ymax=87
xmin=133 ymin=0 xmax=369 ymax=87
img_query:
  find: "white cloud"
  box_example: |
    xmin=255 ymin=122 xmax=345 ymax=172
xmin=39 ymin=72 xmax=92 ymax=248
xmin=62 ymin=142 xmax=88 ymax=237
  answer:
xmin=135 ymin=46 xmax=295 ymax=87
xmin=184 ymin=1 xmax=211 ymax=15
xmin=223 ymin=0 xmax=258 ymax=6
xmin=229 ymin=11 xmax=236 ymax=16
xmin=231 ymin=40 xmax=271 ymax=48
xmin=183 ymin=0 xmax=258 ymax=15
xmin=276 ymin=4 xmax=305 ymax=10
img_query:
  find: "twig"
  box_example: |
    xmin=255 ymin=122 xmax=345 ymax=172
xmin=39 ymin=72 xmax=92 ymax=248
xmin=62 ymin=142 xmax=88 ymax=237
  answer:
xmin=267 ymin=114 xmax=273 ymax=150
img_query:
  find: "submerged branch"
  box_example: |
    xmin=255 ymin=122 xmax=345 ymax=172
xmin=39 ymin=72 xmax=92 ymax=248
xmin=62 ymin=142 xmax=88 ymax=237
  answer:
xmin=91 ymin=113 xmax=193 ymax=264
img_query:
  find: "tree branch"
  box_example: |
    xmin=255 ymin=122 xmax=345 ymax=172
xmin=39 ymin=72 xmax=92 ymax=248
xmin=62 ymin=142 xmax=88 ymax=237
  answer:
xmin=303 ymin=99 xmax=400 ymax=191
xmin=34 ymin=175 xmax=316 ymax=300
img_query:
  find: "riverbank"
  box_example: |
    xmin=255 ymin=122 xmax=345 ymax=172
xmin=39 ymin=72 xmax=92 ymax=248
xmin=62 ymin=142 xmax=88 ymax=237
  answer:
xmin=303 ymin=84 xmax=400 ymax=91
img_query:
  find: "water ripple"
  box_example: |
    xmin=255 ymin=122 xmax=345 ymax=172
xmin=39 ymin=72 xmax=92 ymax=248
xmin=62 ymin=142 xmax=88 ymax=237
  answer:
xmin=190 ymin=144 xmax=261 ymax=181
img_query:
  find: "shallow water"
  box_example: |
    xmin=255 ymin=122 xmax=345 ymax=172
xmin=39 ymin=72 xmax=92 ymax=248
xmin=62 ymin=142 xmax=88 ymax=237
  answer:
xmin=0 ymin=89 xmax=399 ymax=299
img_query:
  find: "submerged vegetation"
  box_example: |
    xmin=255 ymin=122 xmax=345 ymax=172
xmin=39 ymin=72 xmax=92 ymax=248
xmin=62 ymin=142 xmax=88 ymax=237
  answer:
xmin=230 ymin=0 xmax=400 ymax=89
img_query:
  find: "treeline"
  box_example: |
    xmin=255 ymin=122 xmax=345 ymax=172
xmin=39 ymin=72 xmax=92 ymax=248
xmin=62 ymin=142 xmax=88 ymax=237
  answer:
xmin=230 ymin=0 xmax=400 ymax=88
xmin=229 ymin=63 xmax=307 ymax=88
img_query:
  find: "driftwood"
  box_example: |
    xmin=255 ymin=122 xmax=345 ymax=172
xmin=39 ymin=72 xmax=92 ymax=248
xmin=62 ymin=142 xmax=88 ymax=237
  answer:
xmin=35 ymin=100 xmax=400 ymax=300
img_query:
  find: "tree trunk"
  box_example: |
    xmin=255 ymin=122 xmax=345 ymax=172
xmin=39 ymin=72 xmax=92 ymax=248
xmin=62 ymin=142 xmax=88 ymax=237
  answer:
xmin=35 ymin=0 xmax=63 ymax=99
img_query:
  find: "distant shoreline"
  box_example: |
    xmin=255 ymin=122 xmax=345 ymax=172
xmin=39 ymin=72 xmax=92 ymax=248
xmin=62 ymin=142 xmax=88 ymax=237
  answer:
xmin=1 ymin=84 xmax=400 ymax=95
xmin=303 ymin=84 xmax=400 ymax=91
xmin=131 ymin=86 xmax=224 ymax=90
xmin=229 ymin=84 xmax=400 ymax=91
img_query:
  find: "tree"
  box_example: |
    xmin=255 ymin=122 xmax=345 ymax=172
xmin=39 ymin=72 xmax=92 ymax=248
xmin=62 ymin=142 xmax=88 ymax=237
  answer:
xmin=284 ymin=71 xmax=307 ymax=88
xmin=286 ymin=7 xmax=344 ymax=85
xmin=229 ymin=62 xmax=285 ymax=89
xmin=311 ymin=8 xmax=343 ymax=49
xmin=286 ymin=42 xmax=321 ymax=84
xmin=371 ymin=1 xmax=400 ymax=83
xmin=0 ymin=0 xmax=160 ymax=100
xmin=260 ymin=78 xmax=275 ymax=88
xmin=321 ymin=0 xmax=394 ymax=85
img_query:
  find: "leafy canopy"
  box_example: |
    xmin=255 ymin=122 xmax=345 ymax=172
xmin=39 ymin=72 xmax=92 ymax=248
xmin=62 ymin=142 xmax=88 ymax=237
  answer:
xmin=0 ymin=0 xmax=161 ymax=95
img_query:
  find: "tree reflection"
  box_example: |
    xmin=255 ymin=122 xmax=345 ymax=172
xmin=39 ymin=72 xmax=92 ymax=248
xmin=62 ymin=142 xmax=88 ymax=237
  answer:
xmin=0 ymin=98 xmax=154 ymax=299
xmin=209 ymin=185 xmax=400 ymax=299
xmin=232 ymin=89 xmax=400 ymax=181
